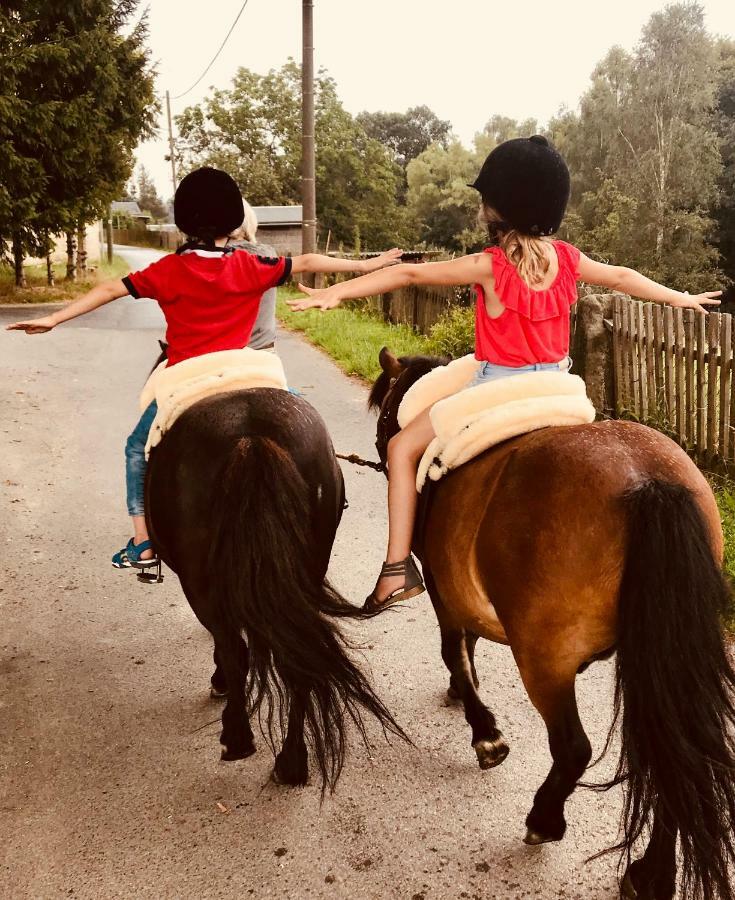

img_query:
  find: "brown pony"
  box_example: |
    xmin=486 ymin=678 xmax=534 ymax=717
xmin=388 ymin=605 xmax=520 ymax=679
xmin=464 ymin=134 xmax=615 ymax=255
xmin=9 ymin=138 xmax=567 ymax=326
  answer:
xmin=370 ymin=348 xmax=735 ymax=900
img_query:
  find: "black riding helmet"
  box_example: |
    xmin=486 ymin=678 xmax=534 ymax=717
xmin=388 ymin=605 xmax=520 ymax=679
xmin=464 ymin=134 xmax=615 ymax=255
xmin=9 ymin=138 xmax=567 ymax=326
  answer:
xmin=174 ymin=167 xmax=244 ymax=242
xmin=470 ymin=135 xmax=570 ymax=237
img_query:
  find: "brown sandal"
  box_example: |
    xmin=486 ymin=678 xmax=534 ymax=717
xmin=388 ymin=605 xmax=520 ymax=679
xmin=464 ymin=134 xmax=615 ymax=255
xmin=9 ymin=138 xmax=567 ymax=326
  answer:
xmin=363 ymin=555 xmax=425 ymax=614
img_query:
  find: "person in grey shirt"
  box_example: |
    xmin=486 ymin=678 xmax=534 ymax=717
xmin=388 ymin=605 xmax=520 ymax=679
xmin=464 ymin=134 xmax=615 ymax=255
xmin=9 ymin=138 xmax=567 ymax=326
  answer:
xmin=227 ymin=199 xmax=279 ymax=350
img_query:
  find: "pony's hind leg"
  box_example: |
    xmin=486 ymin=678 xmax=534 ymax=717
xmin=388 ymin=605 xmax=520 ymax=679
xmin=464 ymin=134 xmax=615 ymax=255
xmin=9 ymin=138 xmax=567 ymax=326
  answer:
xmin=440 ymin=627 xmax=508 ymax=770
xmin=272 ymin=693 xmax=309 ymax=786
xmin=213 ymin=628 xmax=256 ymax=761
xmin=519 ymin=660 xmax=591 ymax=845
xmin=620 ymin=805 xmax=677 ymax=900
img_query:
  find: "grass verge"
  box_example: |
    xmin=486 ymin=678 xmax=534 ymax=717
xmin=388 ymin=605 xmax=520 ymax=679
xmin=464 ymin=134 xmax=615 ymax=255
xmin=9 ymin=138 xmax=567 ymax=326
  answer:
xmin=0 ymin=255 xmax=129 ymax=304
xmin=277 ymin=287 xmax=428 ymax=382
xmin=709 ymin=477 xmax=735 ymax=633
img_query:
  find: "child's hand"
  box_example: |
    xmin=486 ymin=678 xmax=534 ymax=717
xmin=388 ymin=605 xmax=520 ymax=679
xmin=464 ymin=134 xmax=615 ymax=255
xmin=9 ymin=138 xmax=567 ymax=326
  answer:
xmin=363 ymin=248 xmax=403 ymax=273
xmin=677 ymin=291 xmax=722 ymax=313
xmin=6 ymin=315 xmax=57 ymax=334
xmin=287 ymin=284 xmax=344 ymax=311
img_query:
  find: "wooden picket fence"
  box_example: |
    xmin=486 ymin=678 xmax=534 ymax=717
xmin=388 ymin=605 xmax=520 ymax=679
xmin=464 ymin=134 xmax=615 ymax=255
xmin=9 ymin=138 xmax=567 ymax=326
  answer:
xmin=612 ymin=295 xmax=735 ymax=465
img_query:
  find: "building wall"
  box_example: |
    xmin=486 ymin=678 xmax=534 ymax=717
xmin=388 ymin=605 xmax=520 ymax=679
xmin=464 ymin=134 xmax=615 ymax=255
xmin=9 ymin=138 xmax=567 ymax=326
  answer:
xmin=257 ymin=225 xmax=302 ymax=256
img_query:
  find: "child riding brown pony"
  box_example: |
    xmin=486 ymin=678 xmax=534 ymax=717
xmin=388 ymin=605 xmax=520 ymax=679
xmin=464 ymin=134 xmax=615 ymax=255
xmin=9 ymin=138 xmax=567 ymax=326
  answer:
xmin=145 ymin=380 xmax=406 ymax=790
xmin=369 ymin=347 xmax=735 ymax=900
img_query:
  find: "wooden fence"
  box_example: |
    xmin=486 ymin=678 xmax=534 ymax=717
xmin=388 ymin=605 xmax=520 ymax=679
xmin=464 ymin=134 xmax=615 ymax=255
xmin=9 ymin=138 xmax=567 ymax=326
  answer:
xmin=612 ymin=295 xmax=735 ymax=465
xmin=362 ymin=284 xmax=470 ymax=335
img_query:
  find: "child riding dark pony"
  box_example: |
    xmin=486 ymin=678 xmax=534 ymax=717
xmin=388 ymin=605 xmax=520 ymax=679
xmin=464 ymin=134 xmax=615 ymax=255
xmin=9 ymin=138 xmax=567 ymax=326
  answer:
xmin=8 ymin=167 xmax=402 ymax=570
xmin=289 ymin=135 xmax=722 ymax=613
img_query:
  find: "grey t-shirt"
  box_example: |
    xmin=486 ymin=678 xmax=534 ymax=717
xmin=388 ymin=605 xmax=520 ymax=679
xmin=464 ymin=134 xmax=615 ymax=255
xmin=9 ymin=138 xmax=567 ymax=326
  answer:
xmin=226 ymin=238 xmax=279 ymax=350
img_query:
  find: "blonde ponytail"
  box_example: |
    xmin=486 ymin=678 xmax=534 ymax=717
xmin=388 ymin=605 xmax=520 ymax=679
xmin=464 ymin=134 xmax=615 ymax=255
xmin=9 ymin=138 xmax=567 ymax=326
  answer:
xmin=479 ymin=204 xmax=551 ymax=287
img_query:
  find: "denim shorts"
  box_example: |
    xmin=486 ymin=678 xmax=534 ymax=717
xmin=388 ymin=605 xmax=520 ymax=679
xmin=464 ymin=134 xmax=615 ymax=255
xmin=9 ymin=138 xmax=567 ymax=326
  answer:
xmin=470 ymin=357 xmax=571 ymax=387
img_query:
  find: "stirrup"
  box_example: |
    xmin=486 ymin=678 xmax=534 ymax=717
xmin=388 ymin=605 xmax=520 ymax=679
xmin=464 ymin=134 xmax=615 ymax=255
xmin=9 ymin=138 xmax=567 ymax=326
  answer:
xmin=363 ymin=555 xmax=425 ymax=614
xmin=134 ymin=557 xmax=164 ymax=584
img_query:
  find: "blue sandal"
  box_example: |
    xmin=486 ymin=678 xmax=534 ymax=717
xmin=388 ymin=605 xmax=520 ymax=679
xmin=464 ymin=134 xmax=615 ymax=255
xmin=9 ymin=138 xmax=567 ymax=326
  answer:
xmin=112 ymin=538 xmax=158 ymax=569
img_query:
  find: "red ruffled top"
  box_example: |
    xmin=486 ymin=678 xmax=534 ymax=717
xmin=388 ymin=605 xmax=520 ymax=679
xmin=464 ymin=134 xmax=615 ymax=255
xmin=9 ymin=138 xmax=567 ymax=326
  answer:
xmin=474 ymin=240 xmax=580 ymax=366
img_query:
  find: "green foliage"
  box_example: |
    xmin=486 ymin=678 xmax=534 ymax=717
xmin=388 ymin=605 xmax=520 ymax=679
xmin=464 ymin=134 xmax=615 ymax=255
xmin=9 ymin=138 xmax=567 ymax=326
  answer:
xmin=276 ymin=288 xmax=427 ymax=382
xmin=136 ymin=166 xmax=168 ymax=221
xmin=0 ymin=2 xmax=157 ymax=272
xmin=713 ymin=39 xmax=735 ymax=283
xmin=356 ymin=106 xmax=451 ymax=169
xmin=175 ymin=61 xmax=410 ymax=250
xmin=425 ymin=305 xmax=476 ymax=358
xmin=709 ymin=476 xmax=735 ymax=631
xmin=552 ymin=3 xmax=724 ymax=290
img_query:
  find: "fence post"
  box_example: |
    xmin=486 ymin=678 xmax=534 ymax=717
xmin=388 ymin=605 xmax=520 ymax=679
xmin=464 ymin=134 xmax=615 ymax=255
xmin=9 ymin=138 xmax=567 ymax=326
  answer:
xmin=571 ymin=293 xmax=616 ymax=417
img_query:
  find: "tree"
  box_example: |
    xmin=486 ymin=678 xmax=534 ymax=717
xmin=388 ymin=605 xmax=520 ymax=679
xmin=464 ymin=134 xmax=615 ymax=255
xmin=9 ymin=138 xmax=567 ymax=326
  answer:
xmin=406 ymin=140 xmax=483 ymax=252
xmin=0 ymin=1 xmax=157 ymax=283
xmin=175 ymin=61 xmax=407 ymax=248
xmin=136 ymin=165 xmax=167 ymax=220
xmin=713 ymin=39 xmax=735 ymax=283
xmin=549 ymin=4 xmax=722 ymax=289
xmin=356 ymin=105 xmax=451 ymax=169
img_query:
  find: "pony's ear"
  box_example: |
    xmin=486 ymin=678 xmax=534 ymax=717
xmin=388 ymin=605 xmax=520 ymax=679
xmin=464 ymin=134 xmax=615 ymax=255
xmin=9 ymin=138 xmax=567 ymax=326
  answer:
xmin=379 ymin=347 xmax=403 ymax=378
xmin=158 ymin=340 xmax=169 ymax=353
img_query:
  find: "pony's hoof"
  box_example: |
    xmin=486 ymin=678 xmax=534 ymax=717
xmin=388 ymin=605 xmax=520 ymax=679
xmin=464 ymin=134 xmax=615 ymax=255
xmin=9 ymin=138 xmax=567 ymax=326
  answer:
xmin=447 ymin=683 xmax=461 ymax=701
xmin=523 ymin=828 xmax=559 ymax=846
xmin=473 ymin=736 xmax=509 ymax=770
xmin=621 ymin=872 xmax=638 ymax=900
xmin=270 ymin=766 xmax=308 ymax=787
xmin=220 ymin=743 xmax=256 ymax=762
xmin=210 ymin=685 xmax=228 ymax=700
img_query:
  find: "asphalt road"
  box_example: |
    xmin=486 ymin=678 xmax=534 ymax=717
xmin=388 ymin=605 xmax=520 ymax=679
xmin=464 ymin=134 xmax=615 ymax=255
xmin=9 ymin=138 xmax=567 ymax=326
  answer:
xmin=1 ymin=246 xmax=622 ymax=899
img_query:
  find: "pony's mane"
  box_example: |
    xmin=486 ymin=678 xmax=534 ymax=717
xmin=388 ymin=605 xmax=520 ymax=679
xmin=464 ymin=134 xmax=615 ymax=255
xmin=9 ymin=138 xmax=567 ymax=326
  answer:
xmin=368 ymin=354 xmax=448 ymax=412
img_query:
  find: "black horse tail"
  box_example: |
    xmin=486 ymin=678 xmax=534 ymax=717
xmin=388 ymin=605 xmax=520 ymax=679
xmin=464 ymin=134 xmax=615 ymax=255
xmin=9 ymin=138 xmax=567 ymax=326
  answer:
xmin=209 ymin=435 xmax=408 ymax=793
xmin=607 ymin=479 xmax=735 ymax=899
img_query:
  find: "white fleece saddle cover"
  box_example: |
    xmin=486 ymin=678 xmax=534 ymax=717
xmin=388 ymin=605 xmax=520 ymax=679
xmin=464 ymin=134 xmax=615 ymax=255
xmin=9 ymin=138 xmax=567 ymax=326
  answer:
xmin=141 ymin=348 xmax=287 ymax=456
xmin=396 ymin=355 xmax=595 ymax=491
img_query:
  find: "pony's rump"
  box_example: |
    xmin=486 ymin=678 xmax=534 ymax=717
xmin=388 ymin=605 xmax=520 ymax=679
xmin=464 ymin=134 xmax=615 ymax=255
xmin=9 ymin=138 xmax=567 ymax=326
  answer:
xmin=209 ymin=433 xmax=408 ymax=792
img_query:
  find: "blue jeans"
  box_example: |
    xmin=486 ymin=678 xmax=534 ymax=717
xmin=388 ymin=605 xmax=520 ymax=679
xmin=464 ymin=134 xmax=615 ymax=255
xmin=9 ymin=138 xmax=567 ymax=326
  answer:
xmin=125 ymin=401 xmax=157 ymax=516
xmin=470 ymin=357 xmax=571 ymax=387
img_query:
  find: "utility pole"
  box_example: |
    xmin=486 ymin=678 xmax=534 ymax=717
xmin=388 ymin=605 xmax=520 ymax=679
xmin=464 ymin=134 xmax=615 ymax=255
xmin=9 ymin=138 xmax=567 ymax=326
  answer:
xmin=302 ymin=0 xmax=316 ymax=261
xmin=165 ymin=90 xmax=178 ymax=199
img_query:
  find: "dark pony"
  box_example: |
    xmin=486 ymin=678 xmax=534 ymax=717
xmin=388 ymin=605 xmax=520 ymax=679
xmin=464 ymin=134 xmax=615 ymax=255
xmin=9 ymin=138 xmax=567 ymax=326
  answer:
xmin=371 ymin=348 xmax=735 ymax=900
xmin=145 ymin=357 xmax=406 ymax=790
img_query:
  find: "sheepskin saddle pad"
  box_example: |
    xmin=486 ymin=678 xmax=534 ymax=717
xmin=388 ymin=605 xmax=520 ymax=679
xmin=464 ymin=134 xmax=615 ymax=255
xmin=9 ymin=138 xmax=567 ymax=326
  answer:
xmin=396 ymin=354 xmax=595 ymax=491
xmin=141 ymin=348 xmax=288 ymax=456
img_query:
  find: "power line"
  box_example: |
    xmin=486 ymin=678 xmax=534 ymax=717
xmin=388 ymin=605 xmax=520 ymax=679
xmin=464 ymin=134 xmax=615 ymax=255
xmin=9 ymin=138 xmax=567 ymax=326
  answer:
xmin=170 ymin=0 xmax=250 ymax=101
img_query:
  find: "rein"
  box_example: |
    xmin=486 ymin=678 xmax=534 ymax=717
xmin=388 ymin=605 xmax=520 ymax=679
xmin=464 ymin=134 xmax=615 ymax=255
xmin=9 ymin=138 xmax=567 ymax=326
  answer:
xmin=335 ymin=452 xmax=385 ymax=473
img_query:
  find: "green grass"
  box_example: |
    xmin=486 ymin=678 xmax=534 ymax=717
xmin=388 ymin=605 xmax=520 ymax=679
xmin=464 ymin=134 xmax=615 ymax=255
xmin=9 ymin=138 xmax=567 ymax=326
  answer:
xmin=709 ymin=476 xmax=735 ymax=633
xmin=0 ymin=254 xmax=129 ymax=304
xmin=277 ymin=286 xmax=428 ymax=382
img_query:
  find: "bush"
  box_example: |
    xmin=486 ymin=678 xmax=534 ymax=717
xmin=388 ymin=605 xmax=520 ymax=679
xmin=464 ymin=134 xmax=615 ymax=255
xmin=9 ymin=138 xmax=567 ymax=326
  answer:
xmin=425 ymin=305 xmax=475 ymax=358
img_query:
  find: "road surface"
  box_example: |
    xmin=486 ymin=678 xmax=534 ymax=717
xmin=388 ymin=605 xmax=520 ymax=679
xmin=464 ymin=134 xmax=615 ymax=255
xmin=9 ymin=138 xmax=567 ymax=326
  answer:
xmin=1 ymin=246 xmax=622 ymax=899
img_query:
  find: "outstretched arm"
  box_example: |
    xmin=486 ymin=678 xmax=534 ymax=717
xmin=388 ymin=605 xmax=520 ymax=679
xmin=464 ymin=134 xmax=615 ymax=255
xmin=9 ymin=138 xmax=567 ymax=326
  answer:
xmin=5 ymin=278 xmax=129 ymax=334
xmin=287 ymin=253 xmax=488 ymax=311
xmin=289 ymin=248 xmax=403 ymax=276
xmin=577 ymin=254 xmax=721 ymax=313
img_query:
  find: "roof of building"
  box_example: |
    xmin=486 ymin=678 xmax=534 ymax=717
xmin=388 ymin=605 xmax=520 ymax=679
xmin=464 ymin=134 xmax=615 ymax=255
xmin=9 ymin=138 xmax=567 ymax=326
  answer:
xmin=253 ymin=205 xmax=303 ymax=226
xmin=111 ymin=200 xmax=150 ymax=218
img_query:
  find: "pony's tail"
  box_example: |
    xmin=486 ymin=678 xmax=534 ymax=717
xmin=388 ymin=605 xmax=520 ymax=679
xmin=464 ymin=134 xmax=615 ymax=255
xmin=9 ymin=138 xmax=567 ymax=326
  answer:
xmin=210 ymin=436 xmax=408 ymax=793
xmin=608 ymin=479 xmax=735 ymax=900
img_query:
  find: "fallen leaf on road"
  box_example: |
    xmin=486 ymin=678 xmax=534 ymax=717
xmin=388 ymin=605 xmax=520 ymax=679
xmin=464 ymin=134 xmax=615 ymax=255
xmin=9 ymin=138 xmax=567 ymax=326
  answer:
xmin=216 ymin=801 xmax=230 ymax=814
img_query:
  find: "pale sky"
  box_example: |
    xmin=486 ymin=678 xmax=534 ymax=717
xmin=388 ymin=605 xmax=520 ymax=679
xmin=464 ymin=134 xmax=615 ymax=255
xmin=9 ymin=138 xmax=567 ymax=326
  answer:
xmin=134 ymin=0 xmax=735 ymax=200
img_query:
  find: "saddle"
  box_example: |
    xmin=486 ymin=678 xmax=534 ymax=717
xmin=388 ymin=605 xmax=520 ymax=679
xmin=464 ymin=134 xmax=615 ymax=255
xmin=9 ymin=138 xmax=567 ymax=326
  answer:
xmin=398 ymin=355 xmax=595 ymax=491
xmin=140 ymin=348 xmax=288 ymax=457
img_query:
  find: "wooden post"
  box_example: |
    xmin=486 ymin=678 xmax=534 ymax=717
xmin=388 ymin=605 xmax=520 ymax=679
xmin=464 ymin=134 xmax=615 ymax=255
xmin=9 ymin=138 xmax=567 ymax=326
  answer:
xmin=105 ymin=211 xmax=113 ymax=265
xmin=301 ymin=0 xmax=316 ymax=270
xmin=65 ymin=231 xmax=76 ymax=282
xmin=165 ymin=90 xmax=178 ymax=199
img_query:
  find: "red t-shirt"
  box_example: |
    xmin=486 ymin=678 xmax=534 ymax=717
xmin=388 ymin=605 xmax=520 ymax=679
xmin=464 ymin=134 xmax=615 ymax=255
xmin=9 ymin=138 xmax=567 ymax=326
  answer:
xmin=474 ymin=241 xmax=580 ymax=367
xmin=123 ymin=247 xmax=292 ymax=367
